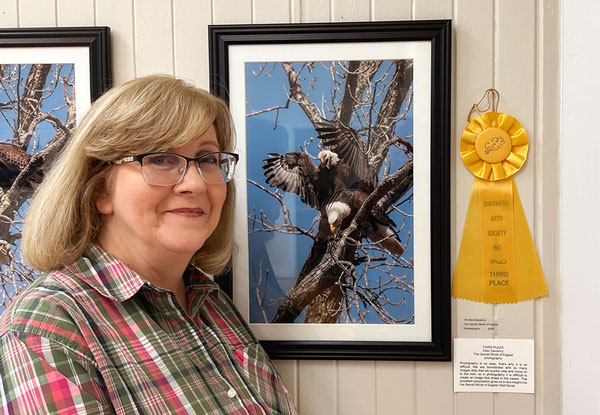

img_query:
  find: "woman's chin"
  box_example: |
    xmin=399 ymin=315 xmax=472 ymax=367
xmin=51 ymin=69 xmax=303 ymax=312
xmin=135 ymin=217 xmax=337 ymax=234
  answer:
xmin=160 ymin=237 xmax=207 ymax=256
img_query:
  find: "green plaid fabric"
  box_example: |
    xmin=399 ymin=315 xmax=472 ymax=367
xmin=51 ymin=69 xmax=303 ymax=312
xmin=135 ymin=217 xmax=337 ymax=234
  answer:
xmin=0 ymin=245 xmax=296 ymax=415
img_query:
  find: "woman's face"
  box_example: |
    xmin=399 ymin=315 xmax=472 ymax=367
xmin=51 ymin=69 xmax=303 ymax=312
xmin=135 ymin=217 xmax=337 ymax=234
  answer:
xmin=96 ymin=125 xmax=227 ymax=265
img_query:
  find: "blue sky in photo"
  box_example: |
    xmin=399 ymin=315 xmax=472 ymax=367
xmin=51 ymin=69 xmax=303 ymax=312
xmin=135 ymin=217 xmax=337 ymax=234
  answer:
xmin=244 ymin=61 xmax=415 ymax=324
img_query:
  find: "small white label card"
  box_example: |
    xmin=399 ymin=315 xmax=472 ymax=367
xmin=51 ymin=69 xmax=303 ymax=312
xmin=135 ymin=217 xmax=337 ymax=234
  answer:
xmin=461 ymin=317 xmax=500 ymax=335
xmin=454 ymin=338 xmax=534 ymax=393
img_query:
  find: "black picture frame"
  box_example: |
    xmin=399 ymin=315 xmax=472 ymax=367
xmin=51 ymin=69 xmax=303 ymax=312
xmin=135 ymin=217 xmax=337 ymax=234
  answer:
xmin=0 ymin=27 xmax=111 ymax=101
xmin=209 ymin=20 xmax=451 ymax=361
xmin=0 ymin=27 xmax=111 ymax=313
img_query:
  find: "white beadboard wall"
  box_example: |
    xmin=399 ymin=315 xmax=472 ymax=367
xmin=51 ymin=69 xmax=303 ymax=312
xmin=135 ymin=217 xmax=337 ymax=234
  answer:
xmin=0 ymin=1 xmax=561 ymax=414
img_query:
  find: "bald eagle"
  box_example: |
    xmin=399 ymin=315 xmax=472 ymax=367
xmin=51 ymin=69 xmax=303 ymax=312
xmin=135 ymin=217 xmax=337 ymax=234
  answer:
xmin=262 ymin=122 xmax=405 ymax=284
xmin=263 ymin=149 xmax=357 ymax=282
xmin=326 ymin=188 xmax=405 ymax=257
xmin=0 ymin=142 xmax=43 ymax=188
xmin=315 ymin=120 xmax=377 ymax=192
xmin=262 ymin=149 xmax=349 ymax=209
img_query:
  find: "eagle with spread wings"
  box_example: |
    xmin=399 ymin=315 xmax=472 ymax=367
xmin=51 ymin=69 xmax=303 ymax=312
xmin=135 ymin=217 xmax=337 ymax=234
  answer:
xmin=262 ymin=119 xmax=405 ymax=285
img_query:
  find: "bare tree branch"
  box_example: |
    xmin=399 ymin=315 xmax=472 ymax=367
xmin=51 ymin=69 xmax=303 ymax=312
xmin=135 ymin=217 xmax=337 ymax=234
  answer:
xmin=370 ymin=60 xmax=414 ymax=171
xmin=16 ymin=64 xmax=51 ymax=149
xmin=338 ymin=60 xmax=382 ymax=126
xmin=281 ymin=62 xmax=326 ymax=126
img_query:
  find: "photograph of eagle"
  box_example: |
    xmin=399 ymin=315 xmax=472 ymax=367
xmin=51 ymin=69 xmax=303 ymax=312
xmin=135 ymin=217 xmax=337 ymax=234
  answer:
xmin=262 ymin=120 xmax=406 ymax=286
xmin=1 ymin=63 xmax=77 ymax=312
xmin=245 ymin=59 xmax=414 ymax=325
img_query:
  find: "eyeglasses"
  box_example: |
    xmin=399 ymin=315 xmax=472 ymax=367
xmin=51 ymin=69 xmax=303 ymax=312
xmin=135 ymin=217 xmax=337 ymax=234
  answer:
xmin=113 ymin=151 xmax=239 ymax=186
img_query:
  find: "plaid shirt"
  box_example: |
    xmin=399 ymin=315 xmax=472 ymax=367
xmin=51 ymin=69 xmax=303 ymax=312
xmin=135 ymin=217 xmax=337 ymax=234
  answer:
xmin=0 ymin=245 xmax=296 ymax=415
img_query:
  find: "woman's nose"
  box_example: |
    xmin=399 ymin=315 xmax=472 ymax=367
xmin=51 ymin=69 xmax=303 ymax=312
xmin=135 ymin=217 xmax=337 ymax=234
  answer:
xmin=174 ymin=161 xmax=206 ymax=193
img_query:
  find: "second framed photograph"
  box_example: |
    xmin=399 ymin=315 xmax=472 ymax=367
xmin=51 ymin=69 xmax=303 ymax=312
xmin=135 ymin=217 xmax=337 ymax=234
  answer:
xmin=0 ymin=27 xmax=111 ymax=314
xmin=209 ymin=20 xmax=451 ymax=360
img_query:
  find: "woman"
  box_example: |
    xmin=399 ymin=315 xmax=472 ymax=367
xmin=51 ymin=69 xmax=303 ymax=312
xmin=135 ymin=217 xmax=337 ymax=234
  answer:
xmin=0 ymin=75 xmax=297 ymax=415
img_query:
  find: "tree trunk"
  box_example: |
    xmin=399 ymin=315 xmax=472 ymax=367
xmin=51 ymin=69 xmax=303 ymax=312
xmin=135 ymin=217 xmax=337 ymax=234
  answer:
xmin=305 ymin=282 xmax=345 ymax=323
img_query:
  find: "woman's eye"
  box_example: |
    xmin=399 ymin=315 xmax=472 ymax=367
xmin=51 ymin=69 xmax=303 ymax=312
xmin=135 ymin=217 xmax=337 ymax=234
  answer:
xmin=199 ymin=154 xmax=220 ymax=165
xmin=145 ymin=155 xmax=180 ymax=167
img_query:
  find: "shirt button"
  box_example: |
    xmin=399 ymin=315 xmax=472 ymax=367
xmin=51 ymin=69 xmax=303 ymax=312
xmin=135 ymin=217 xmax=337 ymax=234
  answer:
xmin=227 ymin=388 xmax=237 ymax=398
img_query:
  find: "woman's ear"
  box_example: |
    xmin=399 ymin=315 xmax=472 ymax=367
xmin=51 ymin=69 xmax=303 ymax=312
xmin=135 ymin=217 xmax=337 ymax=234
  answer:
xmin=96 ymin=194 xmax=114 ymax=215
xmin=94 ymin=166 xmax=115 ymax=215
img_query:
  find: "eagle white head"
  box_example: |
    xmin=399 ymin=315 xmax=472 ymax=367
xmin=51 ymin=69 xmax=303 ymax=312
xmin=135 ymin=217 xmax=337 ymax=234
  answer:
xmin=318 ymin=150 xmax=340 ymax=169
xmin=325 ymin=201 xmax=351 ymax=233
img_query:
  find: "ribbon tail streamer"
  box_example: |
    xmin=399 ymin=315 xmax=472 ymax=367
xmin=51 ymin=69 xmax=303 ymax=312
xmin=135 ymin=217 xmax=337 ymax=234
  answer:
xmin=510 ymin=179 xmax=548 ymax=302
xmin=453 ymin=178 xmax=548 ymax=303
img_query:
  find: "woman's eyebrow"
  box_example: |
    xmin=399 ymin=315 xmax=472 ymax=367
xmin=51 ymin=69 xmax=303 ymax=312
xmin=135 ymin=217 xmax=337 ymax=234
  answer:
xmin=194 ymin=144 xmax=220 ymax=156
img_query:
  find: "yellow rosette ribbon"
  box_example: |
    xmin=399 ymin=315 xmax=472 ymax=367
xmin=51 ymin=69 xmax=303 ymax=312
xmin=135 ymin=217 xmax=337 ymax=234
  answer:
xmin=452 ymin=111 xmax=548 ymax=303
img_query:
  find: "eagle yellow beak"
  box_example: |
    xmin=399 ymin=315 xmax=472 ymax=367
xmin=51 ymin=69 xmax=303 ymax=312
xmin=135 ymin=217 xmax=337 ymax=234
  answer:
xmin=329 ymin=224 xmax=336 ymax=234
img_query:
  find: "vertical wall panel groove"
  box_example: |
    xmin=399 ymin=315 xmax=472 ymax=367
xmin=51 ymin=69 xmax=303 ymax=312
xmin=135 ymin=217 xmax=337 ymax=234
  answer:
xmin=414 ymin=0 xmax=452 ymax=19
xmin=375 ymin=361 xmax=415 ymax=414
xmin=454 ymin=1 xmax=495 ymax=412
xmin=291 ymin=0 xmax=301 ymax=22
xmin=535 ymin=0 xmax=561 ymax=414
xmin=253 ymin=0 xmax=290 ymax=23
xmin=133 ymin=0 xmax=174 ymax=76
xmin=18 ymin=0 xmax=56 ymax=26
xmin=332 ymin=0 xmax=369 ymax=22
xmin=298 ymin=361 xmax=337 ymax=415
xmin=170 ymin=0 xmax=175 ymax=79
xmin=213 ymin=0 xmax=251 ymax=24
xmin=97 ymin=0 xmax=136 ymax=84
xmin=172 ymin=0 xmax=212 ymax=88
xmin=338 ymin=361 xmax=377 ymax=415
xmin=299 ymin=0 xmax=330 ymax=21
xmin=495 ymin=2 xmax=536 ymax=413
xmin=373 ymin=0 xmax=411 ymax=20
xmin=0 ymin=1 xmax=18 ymax=26
xmin=273 ymin=360 xmax=298 ymax=405
xmin=415 ymin=362 xmax=453 ymax=415
xmin=413 ymin=2 xmax=456 ymax=415
xmin=57 ymin=0 xmax=94 ymax=25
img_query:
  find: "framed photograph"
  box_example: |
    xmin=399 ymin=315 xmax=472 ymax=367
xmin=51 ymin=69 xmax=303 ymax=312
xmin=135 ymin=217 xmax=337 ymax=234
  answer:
xmin=0 ymin=27 xmax=111 ymax=313
xmin=209 ymin=20 xmax=451 ymax=360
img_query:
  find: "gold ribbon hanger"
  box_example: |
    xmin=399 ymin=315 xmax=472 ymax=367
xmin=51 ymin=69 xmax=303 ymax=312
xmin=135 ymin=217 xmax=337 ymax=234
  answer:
xmin=452 ymin=89 xmax=548 ymax=303
xmin=467 ymin=88 xmax=500 ymax=122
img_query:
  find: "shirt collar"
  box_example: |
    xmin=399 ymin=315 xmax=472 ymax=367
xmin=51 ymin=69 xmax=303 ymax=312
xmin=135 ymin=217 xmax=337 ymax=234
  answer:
xmin=65 ymin=244 xmax=219 ymax=303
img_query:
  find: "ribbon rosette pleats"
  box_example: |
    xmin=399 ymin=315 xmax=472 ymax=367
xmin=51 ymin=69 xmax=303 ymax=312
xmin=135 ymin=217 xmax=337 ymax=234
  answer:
xmin=452 ymin=112 xmax=548 ymax=303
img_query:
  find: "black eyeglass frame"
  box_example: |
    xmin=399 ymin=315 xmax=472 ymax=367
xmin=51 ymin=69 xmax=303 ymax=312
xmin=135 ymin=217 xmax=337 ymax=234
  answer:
xmin=113 ymin=151 xmax=239 ymax=186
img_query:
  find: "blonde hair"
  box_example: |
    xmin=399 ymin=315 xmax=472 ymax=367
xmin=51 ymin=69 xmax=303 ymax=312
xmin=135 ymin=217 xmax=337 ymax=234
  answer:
xmin=22 ymin=74 xmax=236 ymax=275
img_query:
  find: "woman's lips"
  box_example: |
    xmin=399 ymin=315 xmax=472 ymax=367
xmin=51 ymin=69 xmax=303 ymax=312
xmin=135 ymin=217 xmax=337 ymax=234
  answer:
xmin=166 ymin=208 xmax=206 ymax=217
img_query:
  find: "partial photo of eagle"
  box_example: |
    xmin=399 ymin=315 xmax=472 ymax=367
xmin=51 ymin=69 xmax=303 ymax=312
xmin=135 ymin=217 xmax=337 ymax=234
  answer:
xmin=261 ymin=120 xmax=405 ymax=284
xmin=263 ymin=119 xmax=378 ymax=205
xmin=0 ymin=142 xmax=43 ymax=189
xmin=263 ymin=149 xmax=350 ymax=210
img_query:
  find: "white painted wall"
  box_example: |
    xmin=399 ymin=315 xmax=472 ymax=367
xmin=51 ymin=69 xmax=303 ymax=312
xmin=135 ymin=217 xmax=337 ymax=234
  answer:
xmin=0 ymin=1 xmax=563 ymax=413
xmin=562 ymin=1 xmax=600 ymax=413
